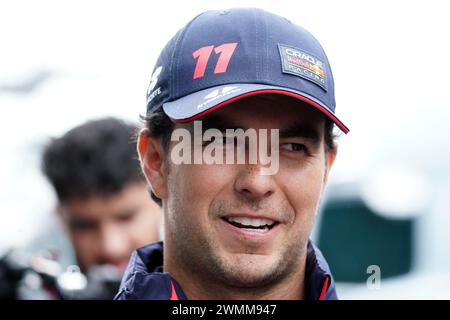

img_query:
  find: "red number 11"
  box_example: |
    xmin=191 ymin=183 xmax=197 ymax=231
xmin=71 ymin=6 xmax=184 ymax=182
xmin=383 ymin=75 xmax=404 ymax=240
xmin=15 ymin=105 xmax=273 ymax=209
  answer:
xmin=192 ymin=42 xmax=238 ymax=79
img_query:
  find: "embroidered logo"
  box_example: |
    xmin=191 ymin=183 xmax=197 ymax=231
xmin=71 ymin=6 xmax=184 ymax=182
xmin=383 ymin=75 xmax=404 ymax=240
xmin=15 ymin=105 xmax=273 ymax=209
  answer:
xmin=278 ymin=44 xmax=327 ymax=91
xmin=147 ymin=66 xmax=163 ymax=104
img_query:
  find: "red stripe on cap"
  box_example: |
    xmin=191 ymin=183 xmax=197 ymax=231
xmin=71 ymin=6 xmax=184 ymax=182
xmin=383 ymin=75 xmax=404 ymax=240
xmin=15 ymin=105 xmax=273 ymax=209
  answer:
xmin=170 ymin=280 xmax=179 ymax=300
xmin=319 ymin=276 xmax=330 ymax=300
xmin=172 ymin=89 xmax=349 ymax=134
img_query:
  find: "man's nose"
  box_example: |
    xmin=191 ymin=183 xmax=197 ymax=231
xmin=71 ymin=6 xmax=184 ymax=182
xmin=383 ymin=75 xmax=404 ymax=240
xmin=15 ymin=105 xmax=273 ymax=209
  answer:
xmin=98 ymin=224 xmax=129 ymax=264
xmin=234 ymin=164 xmax=275 ymax=201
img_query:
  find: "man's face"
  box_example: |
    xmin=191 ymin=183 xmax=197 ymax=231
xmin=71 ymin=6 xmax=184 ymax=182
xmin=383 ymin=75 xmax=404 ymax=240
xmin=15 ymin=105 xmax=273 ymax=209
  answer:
xmin=148 ymin=95 xmax=336 ymax=287
xmin=59 ymin=182 xmax=162 ymax=273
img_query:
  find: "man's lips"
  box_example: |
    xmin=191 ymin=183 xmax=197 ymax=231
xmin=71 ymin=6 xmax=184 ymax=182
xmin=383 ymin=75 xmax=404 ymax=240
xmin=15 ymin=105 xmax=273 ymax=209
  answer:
xmin=103 ymin=259 xmax=129 ymax=272
xmin=219 ymin=213 xmax=281 ymax=234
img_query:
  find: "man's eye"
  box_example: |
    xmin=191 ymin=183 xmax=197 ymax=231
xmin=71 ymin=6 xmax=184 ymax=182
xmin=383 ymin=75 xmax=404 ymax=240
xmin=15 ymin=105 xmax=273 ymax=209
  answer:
xmin=116 ymin=212 xmax=136 ymax=223
xmin=70 ymin=220 xmax=96 ymax=231
xmin=280 ymin=143 xmax=307 ymax=152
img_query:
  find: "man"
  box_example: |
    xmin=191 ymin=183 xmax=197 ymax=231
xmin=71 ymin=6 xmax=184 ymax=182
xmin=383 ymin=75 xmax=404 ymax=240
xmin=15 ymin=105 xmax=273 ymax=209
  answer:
xmin=116 ymin=8 xmax=349 ymax=300
xmin=42 ymin=117 xmax=162 ymax=274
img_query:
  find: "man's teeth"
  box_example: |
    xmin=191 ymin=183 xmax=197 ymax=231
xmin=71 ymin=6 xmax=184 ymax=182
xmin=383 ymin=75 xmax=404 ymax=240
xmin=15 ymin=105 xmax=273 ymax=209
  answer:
xmin=225 ymin=216 xmax=275 ymax=228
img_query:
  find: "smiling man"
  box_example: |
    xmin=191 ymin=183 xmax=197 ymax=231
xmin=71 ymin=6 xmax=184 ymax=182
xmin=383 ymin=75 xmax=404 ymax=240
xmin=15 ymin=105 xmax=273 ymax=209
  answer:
xmin=115 ymin=8 xmax=349 ymax=300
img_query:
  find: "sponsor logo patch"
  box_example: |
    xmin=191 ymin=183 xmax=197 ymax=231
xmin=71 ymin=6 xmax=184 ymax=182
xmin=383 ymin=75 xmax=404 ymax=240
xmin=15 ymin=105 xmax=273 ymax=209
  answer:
xmin=196 ymin=86 xmax=242 ymax=110
xmin=278 ymin=44 xmax=327 ymax=91
xmin=147 ymin=66 xmax=163 ymax=104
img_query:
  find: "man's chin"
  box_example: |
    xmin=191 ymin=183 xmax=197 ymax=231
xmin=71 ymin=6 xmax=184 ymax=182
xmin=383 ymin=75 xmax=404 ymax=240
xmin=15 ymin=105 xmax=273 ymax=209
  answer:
xmin=216 ymin=253 xmax=283 ymax=288
xmin=114 ymin=260 xmax=131 ymax=273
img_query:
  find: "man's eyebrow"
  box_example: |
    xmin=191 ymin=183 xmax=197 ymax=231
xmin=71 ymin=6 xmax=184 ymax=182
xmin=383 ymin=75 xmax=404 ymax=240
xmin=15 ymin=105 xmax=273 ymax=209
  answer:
xmin=114 ymin=208 xmax=138 ymax=219
xmin=199 ymin=118 xmax=244 ymax=132
xmin=279 ymin=123 xmax=321 ymax=141
xmin=197 ymin=118 xmax=321 ymax=141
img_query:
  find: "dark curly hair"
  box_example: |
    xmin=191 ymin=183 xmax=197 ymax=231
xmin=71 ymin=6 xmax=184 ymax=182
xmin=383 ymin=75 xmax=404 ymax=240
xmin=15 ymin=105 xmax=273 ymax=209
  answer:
xmin=42 ymin=117 xmax=144 ymax=202
xmin=142 ymin=94 xmax=338 ymax=206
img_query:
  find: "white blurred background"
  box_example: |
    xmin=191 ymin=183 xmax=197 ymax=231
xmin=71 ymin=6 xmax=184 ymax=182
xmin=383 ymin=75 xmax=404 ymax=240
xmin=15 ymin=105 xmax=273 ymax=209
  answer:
xmin=1 ymin=0 xmax=449 ymax=299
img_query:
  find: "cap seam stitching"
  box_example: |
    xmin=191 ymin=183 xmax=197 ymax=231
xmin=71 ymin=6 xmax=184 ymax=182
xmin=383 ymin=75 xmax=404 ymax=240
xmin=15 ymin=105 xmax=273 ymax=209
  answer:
xmin=172 ymin=12 xmax=207 ymax=100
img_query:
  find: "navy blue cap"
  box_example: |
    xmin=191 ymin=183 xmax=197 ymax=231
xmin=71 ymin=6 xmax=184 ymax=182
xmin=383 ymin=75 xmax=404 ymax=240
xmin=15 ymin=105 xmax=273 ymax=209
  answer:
xmin=146 ymin=8 xmax=349 ymax=134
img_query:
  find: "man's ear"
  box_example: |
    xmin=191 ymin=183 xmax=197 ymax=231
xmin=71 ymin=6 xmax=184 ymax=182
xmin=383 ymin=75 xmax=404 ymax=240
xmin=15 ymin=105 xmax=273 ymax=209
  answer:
xmin=137 ymin=129 xmax=168 ymax=201
xmin=323 ymin=143 xmax=338 ymax=186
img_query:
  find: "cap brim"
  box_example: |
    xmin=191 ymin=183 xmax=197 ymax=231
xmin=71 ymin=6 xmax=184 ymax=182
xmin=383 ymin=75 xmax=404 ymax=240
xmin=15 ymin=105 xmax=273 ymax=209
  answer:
xmin=162 ymin=83 xmax=349 ymax=134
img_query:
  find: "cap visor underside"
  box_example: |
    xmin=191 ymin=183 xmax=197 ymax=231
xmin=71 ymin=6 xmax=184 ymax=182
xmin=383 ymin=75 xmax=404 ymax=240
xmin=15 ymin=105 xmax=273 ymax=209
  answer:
xmin=162 ymin=83 xmax=349 ymax=134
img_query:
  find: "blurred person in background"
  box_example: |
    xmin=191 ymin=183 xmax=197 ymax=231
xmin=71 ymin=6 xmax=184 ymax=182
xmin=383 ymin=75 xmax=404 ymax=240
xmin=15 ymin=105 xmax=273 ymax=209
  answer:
xmin=41 ymin=117 xmax=162 ymax=275
xmin=0 ymin=117 xmax=162 ymax=300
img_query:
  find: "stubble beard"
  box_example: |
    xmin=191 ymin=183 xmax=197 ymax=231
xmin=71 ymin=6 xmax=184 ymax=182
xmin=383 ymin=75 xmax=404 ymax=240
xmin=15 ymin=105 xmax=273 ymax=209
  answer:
xmin=166 ymin=198 xmax=308 ymax=292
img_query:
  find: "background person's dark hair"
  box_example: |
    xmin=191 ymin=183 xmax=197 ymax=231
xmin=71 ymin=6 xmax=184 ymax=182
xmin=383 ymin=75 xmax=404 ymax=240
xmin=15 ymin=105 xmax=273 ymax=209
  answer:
xmin=42 ymin=117 xmax=144 ymax=202
xmin=142 ymin=95 xmax=338 ymax=206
